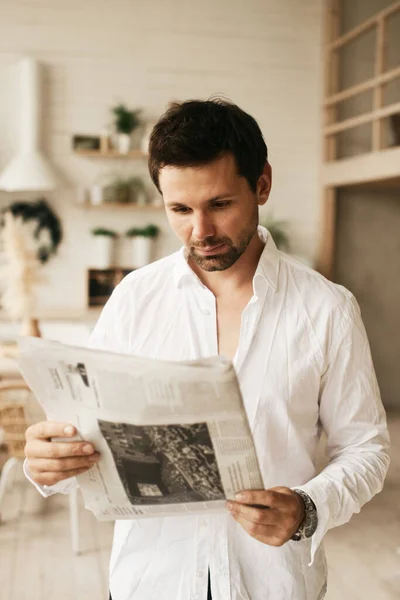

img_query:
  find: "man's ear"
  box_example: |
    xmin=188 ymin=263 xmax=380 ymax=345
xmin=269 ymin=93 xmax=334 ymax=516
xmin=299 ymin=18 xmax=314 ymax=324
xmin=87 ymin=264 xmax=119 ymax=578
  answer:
xmin=257 ymin=162 xmax=272 ymax=207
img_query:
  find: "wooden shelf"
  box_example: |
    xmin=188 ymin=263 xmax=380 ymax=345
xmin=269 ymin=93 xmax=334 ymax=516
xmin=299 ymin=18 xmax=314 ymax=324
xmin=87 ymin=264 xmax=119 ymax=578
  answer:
xmin=80 ymin=202 xmax=164 ymax=210
xmin=74 ymin=149 xmax=147 ymax=159
xmin=88 ymin=267 xmax=132 ymax=308
xmin=322 ymin=146 xmax=400 ymax=187
xmin=88 ymin=266 xmax=133 ymax=271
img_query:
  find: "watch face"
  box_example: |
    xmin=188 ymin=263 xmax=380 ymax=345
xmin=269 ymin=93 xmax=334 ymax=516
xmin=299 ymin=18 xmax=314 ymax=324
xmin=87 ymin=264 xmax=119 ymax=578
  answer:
xmin=293 ymin=489 xmax=318 ymax=539
xmin=304 ymin=515 xmax=318 ymax=538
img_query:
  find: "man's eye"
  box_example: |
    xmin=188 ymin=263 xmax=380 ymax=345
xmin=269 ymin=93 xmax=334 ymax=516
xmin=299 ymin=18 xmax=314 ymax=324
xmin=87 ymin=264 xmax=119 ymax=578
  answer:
xmin=213 ymin=201 xmax=230 ymax=209
xmin=172 ymin=206 xmax=190 ymax=213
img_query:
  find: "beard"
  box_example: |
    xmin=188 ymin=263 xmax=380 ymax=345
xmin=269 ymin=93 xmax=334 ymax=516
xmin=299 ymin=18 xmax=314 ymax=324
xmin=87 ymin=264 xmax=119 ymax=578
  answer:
xmin=188 ymin=221 xmax=258 ymax=272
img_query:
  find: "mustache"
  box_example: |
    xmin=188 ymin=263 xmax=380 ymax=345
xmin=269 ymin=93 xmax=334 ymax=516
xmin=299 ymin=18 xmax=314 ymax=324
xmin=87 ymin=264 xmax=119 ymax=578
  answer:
xmin=189 ymin=238 xmax=232 ymax=249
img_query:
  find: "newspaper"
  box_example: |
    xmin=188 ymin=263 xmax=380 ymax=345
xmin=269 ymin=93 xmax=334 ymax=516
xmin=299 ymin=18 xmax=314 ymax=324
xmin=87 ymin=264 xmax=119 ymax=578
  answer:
xmin=17 ymin=336 xmax=264 ymax=521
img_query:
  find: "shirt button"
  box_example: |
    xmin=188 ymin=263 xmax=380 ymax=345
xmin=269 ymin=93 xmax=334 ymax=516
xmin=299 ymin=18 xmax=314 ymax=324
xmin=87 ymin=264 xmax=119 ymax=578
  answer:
xmin=203 ymin=309 xmax=211 ymax=316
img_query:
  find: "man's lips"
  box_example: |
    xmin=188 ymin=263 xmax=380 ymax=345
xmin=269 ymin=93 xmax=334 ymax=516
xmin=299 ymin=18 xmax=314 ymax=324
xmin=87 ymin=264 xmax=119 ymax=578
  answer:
xmin=194 ymin=243 xmax=227 ymax=255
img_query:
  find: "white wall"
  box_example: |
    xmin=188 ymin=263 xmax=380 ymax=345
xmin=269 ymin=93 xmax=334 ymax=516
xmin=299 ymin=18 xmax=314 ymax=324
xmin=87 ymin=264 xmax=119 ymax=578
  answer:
xmin=0 ymin=0 xmax=323 ymax=315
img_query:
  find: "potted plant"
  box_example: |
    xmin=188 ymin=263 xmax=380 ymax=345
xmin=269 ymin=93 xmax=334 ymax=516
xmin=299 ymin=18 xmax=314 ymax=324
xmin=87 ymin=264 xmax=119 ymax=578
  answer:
xmin=102 ymin=176 xmax=146 ymax=205
xmin=111 ymin=104 xmax=141 ymax=154
xmin=261 ymin=215 xmax=290 ymax=251
xmin=91 ymin=227 xmax=118 ymax=268
xmin=260 ymin=214 xmax=313 ymax=267
xmin=126 ymin=224 xmax=160 ymax=268
xmin=128 ymin=177 xmax=147 ymax=205
xmin=140 ymin=120 xmax=157 ymax=154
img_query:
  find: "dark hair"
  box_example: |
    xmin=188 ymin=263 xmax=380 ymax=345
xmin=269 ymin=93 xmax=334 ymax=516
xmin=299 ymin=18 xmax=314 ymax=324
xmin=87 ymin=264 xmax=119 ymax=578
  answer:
xmin=148 ymin=98 xmax=268 ymax=193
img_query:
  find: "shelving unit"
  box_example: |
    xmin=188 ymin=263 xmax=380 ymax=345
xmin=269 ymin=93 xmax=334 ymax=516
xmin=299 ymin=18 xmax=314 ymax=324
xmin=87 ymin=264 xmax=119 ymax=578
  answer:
xmin=74 ymin=149 xmax=147 ymax=159
xmin=80 ymin=202 xmax=164 ymax=211
xmin=87 ymin=268 xmax=133 ymax=307
xmin=318 ymin=0 xmax=400 ymax=279
xmin=73 ymin=137 xmax=164 ymax=209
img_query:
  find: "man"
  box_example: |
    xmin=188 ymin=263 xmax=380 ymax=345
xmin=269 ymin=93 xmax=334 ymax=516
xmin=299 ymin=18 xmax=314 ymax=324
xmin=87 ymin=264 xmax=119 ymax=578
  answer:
xmin=24 ymin=99 xmax=390 ymax=600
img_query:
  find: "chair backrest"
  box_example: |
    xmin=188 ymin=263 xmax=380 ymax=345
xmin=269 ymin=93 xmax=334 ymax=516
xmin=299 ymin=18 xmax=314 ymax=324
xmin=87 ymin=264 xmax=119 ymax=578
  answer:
xmin=0 ymin=380 xmax=45 ymax=459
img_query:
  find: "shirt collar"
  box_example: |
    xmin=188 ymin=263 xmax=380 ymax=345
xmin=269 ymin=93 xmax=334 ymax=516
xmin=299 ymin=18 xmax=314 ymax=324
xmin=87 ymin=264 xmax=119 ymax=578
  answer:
xmin=173 ymin=225 xmax=280 ymax=292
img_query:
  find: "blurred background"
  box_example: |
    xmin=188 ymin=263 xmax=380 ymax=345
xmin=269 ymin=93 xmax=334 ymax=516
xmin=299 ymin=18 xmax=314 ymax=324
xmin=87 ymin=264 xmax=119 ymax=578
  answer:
xmin=0 ymin=1 xmax=399 ymax=599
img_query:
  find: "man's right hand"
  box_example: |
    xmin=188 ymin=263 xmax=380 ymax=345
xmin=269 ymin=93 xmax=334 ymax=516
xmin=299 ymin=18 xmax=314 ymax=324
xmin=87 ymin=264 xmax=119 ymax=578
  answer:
xmin=24 ymin=421 xmax=100 ymax=486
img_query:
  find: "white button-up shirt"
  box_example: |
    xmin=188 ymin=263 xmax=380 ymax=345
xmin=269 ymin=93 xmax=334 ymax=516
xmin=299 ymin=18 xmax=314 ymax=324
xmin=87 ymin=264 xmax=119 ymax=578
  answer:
xmin=27 ymin=227 xmax=389 ymax=600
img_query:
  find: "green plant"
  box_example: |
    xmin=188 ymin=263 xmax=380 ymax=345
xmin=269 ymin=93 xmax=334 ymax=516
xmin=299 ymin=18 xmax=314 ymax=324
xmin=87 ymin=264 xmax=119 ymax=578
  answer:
xmin=112 ymin=104 xmax=141 ymax=135
xmin=103 ymin=176 xmax=146 ymax=204
xmin=91 ymin=228 xmax=118 ymax=237
xmin=261 ymin=215 xmax=290 ymax=251
xmin=127 ymin=176 xmax=146 ymax=193
xmin=1 ymin=198 xmax=63 ymax=263
xmin=126 ymin=224 xmax=160 ymax=238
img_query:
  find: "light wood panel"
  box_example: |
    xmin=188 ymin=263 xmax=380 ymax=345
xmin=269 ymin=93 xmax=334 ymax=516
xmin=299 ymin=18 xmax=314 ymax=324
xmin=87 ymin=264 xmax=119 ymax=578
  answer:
xmin=372 ymin=16 xmax=387 ymax=151
xmin=319 ymin=1 xmax=400 ymax=278
xmin=322 ymin=145 xmax=400 ymax=187
xmin=323 ymin=65 xmax=400 ymax=107
xmin=328 ymin=1 xmax=400 ymax=51
xmin=324 ymin=101 xmax=400 ymax=136
xmin=0 ymin=475 xmax=112 ymax=600
xmin=317 ymin=187 xmax=337 ymax=280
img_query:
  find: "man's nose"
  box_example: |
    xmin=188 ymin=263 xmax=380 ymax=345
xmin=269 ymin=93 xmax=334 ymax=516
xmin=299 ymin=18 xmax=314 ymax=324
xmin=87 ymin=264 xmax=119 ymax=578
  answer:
xmin=191 ymin=212 xmax=216 ymax=241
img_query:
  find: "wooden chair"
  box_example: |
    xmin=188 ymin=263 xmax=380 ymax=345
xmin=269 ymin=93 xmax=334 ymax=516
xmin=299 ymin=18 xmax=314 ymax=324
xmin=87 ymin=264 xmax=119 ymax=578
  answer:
xmin=0 ymin=379 xmax=81 ymax=554
xmin=0 ymin=379 xmax=44 ymax=510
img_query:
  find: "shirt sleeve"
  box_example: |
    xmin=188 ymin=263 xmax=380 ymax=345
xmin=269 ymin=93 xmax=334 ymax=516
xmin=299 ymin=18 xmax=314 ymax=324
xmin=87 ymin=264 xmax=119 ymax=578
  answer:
xmin=23 ymin=281 xmax=130 ymax=497
xmin=23 ymin=458 xmax=79 ymax=497
xmin=294 ymin=292 xmax=390 ymax=565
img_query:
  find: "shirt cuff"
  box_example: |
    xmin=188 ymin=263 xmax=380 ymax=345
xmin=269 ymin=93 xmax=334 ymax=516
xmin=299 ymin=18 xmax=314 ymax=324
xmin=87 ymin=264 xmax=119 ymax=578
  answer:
xmin=292 ymin=473 xmax=335 ymax=566
xmin=23 ymin=458 xmax=79 ymax=497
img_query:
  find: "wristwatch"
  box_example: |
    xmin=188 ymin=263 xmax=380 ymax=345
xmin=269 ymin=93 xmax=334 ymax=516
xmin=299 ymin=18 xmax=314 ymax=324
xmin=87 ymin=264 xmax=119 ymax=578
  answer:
xmin=291 ymin=489 xmax=318 ymax=541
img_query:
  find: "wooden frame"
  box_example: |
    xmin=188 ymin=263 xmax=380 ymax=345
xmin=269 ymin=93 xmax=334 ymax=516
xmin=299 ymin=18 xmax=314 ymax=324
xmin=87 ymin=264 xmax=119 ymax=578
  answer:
xmin=319 ymin=0 xmax=341 ymax=279
xmin=318 ymin=1 xmax=400 ymax=280
xmin=327 ymin=2 xmax=400 ymax=51
xmin=324 ymin=101 xmax=400 ymax=136
xmin=323 ymin=0 xmax=400 ymax=157
xmin=323 ymin=65 xmax=400 ymax=107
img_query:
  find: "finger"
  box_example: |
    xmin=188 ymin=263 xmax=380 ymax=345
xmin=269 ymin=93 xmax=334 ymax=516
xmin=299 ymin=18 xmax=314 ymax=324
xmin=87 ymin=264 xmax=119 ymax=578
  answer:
xmin=235 ymin=489 xmax=280 ymax=508
xmin=233 ymin=513 xmax=283 ymax=545
xmin=31 ymin=465 xmax=94 ymax=487
xmin=25 ymin=421 xmax=77 ymax=442
xmin=27 ymin=453 xmax=100 ymax=473
xmin=227 ymin=501 xmax=277 ymax=526
xmin=25 ymin=438 xmax=96 ymax=460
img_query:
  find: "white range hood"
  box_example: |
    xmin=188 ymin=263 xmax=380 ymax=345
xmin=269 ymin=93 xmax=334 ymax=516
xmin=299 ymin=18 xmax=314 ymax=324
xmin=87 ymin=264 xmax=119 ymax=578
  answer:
xmin=0 ymin=57 xmax=61 ymax=192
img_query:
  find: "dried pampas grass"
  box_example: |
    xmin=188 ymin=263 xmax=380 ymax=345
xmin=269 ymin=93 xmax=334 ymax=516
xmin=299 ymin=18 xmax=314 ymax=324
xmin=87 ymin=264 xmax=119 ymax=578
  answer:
xmin=0 ymin=212 xmax=44 ymax=320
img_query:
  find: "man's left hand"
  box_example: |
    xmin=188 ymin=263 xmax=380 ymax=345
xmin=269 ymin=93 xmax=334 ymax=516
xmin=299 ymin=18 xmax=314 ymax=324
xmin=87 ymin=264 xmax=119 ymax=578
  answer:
xmin=226 ymin=487 xmax=305 ymax=547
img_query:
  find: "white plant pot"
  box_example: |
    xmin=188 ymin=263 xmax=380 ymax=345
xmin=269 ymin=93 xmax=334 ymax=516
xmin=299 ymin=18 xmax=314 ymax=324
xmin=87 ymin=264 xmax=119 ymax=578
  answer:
xmin=116 ymin=133 xmax=131 ymax=154
xmin=90 ymin=185 xmax=104 ymax=205
xmin=140 ymin=122 xmax=156 ymax=154
xmin=132 ymin=236 xmax=153 ymax=268
xmin=95 ymin=236 xmax=115 ymax=269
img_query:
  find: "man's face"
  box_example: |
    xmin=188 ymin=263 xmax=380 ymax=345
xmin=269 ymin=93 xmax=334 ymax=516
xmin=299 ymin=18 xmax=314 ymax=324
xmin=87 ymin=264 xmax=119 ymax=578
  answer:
xmin=159 ymin=154 xmax=271 ymax=272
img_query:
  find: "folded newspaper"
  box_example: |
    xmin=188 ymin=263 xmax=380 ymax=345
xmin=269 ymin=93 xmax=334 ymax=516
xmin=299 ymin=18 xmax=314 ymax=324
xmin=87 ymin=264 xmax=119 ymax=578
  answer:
xmin=18 ymin=337 xmax=264 ymax=520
